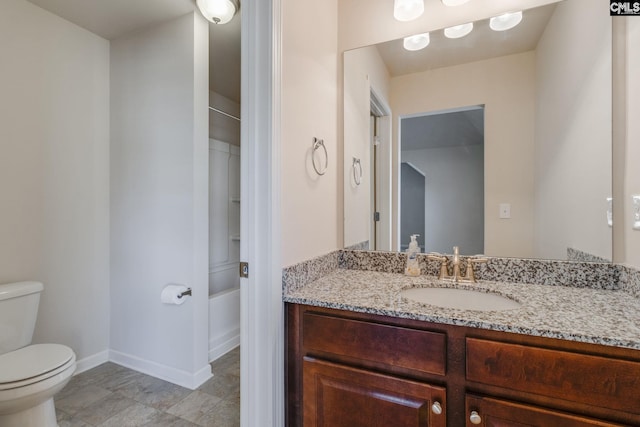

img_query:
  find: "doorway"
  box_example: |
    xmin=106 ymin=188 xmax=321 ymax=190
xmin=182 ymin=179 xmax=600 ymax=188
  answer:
xmin=207 ymin=10 xmax=241 ymax=425
xmin=399 ymin=106 xmax=485 ymax=255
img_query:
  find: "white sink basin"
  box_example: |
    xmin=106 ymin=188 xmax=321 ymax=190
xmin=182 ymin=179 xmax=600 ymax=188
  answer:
xmin=400 ymin=287 xmax=521 ymax=312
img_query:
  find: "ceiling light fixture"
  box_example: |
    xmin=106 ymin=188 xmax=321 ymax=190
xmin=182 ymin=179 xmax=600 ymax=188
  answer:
xmin=490 ymin=11 xmax=523 ymax=31
xmin=441 ymin=0 xmax=471 ymax=6
xmin=444 ymin=22 xmax=473 ymax=39
xmin=394 ymin=0 xmax=425 ymax=22
xmin=196 ymin=0 xmax=238 ymax=25
xmin=403 ymin=33 xmax=430 ymax=51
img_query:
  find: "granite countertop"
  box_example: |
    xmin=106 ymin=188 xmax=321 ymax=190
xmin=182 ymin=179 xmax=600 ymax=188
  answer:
xmin=283 ymin=269 xmax=640 ymax=350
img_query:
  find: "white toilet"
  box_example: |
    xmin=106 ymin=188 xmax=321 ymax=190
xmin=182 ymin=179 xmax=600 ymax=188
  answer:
xmin=0 ymin=282 xmax=76 ymax=427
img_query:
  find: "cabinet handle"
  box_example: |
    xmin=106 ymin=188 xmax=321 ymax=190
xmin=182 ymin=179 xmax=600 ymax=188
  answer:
xmin=431 ymin=401 xmax=442 ymax=415
xmin=469 ymin=410 xmax=482 ymax=425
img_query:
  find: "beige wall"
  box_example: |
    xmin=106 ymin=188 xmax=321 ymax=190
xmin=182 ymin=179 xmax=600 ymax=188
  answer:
xmin=390 ymin=52 xmax=536 ymax=257
xmin=0 ymin=0 xmax=110 ymax=364
xmin=281 ymin=0 xmax=340 ymax=266
xmin=343 ymin=46 xmax=391 ymax=248
xmin=625 ymin=18 xmax=640 ymax=268
xmin=534 ymin=0 xmax=611 ymax=261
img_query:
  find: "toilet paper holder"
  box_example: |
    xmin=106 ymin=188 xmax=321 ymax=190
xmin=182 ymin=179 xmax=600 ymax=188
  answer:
xmin=177 ymin=288 xmax=192 ymax=299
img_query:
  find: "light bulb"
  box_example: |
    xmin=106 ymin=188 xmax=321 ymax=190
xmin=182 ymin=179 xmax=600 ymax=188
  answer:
xmin=490 ymin=11 xmax=523 ymax=31
xmin=196 ymin=0 xmax=237 ymax=25
xmin=441 ymin=0 xmax=471 ymax=6
xmin=394 ymin=0 xmax=425 ymax=22
xmin=403 ymin=33 xmax=430 ymax=51
xmin=444 ymin=22 xmax=473 ymax=39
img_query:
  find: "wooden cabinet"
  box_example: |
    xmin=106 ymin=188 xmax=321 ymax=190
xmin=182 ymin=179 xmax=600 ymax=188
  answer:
xmin=304 ymin=358 xmax=446 ymax=427
xmin=286 ymin=304 xmax=640 ymax=427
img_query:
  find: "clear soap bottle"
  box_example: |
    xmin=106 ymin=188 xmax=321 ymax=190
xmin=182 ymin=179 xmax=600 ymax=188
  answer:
xmin=405 ymin=234 xmax=421 ymax=277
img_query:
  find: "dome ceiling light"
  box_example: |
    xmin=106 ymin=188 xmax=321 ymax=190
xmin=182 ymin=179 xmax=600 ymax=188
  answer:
xmin=444 ymin=22 xmax=473 ymax=39
xmin=490 ymin=11 xmax=523 ymax=31
xmin=403 ymin=33 xmax=430 ymax=51
xmin=394 ymin=0 xmax=425 ymax=22
xmin=441 ymin=0 xmax=471 ymax=6
xmin=196 ymin=0 xmax=238 ymax=25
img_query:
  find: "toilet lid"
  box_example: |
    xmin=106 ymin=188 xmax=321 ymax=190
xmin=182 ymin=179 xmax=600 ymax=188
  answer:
xmin=0 ymin=344 xmax=74 ymax=385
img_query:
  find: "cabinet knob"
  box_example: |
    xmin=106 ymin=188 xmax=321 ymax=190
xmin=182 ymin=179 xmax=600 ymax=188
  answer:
xmin=431 ymin=401 xmax=442 ymax=415
xmin=469 ymin=410 xmax=482 ymax=425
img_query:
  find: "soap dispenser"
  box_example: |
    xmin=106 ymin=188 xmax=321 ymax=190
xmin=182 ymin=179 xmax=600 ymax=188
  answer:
xmin=405 ymin=234 xmax=421 ymax=277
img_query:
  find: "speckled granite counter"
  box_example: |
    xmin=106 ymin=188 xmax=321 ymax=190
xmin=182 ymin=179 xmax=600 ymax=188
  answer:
xmin=283 ymin=268 xmax=640 ymax=351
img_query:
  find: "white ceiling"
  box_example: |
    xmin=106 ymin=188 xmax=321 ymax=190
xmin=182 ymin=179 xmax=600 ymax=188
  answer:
xmin=377 ymin=3 xmax=557 ymax=76
xmin=25 ymin=0 xmax=241 ymax=103
xmin=25 ymin=0 xmax=196 ymax=40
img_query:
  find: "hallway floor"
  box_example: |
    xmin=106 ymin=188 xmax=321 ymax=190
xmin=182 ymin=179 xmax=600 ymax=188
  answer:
xmin=56 ymin=347 xmax=240 ymax=427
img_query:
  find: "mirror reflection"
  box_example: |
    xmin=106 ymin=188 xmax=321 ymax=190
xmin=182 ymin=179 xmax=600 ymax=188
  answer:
xmin=343 ymin=0 xmax=612 ymax=262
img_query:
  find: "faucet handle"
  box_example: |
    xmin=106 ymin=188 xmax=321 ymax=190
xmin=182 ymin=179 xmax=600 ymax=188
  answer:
xmin=427 ymin=253 xmax=447 ymax=262
xmin=464 ymin=257 xmax=488 ymax=282
xmin=427 ymin=253 xmax=450 ymax=280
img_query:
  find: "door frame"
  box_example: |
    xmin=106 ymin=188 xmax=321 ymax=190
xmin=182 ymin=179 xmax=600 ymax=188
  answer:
xmin=240 ymin=0 xmax=284 ymax=426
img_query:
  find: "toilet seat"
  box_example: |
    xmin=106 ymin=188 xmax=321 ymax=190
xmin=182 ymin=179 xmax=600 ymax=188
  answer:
xmin=0 ymin=344 xmax=75 ymax=391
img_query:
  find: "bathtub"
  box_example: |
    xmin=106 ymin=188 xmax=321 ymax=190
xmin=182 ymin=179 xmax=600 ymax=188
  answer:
xmin=208 ymin=286 xmax=240 ymax=361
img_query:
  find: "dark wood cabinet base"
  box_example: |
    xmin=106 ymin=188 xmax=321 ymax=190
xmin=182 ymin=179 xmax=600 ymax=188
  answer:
xmin=286 ymin=304 xmax=640 ymax=427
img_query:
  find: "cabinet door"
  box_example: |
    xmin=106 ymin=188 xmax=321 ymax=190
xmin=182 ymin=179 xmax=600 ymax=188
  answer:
xmin=304 ymin=357 xmax=446 ymax=427
xmin=466 ymin=395 xmax=626 ymax=427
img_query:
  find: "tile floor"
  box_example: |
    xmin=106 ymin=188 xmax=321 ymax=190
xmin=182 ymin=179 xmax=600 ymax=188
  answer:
xmin=55 ymin=347 xmax=240 ymax=427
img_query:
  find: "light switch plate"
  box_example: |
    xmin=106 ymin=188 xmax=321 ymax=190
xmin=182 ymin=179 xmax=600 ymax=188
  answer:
xmin=633 ymin=195 xmax=640 ymax=230
xmin=499 ymin=203 xmax=511 ymax=219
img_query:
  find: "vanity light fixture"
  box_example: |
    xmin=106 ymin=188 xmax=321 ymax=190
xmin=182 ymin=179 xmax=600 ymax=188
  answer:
xmin=444 ymin=22 xmax=473 ymax=39
xmin=394 ymin=0 xmax=425 ymax=22
xmin=490 ymin=11 xmax=523 ymax=31
xmin=403 ymin=33 xmax=430 ymax=51
xmin=441 ymin=0 xmax=471 ymax=6
xmin=196 ymin=0 xmax=238 ymax=24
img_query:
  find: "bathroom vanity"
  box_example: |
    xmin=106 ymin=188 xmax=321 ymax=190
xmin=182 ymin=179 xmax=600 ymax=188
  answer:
xmin=284 ymin=267 xmax=640 ymax=427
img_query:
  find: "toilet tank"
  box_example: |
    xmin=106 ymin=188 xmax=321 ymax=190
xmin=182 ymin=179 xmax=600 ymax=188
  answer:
xmin=0 ymin=281 xmax=43 ymax=355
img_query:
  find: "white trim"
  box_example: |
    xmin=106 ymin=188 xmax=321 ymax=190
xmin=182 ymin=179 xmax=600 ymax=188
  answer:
xmin=108 ymin=350 xmax=212 ymax=390
xmin=73 ymin=350 xmax=109 ymax=375
xmin=209 ymin=329 xmax=241 ymax=362
xmin=241 ymin=0 xmax=283 ymax=426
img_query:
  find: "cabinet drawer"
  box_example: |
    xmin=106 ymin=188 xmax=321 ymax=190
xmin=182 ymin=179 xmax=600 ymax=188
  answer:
xmin=303 ymin=312 xmax=446 ymax=376
xmin=466 ymin=338 xmax=640 ymax=415
xmin=466 ymin=394 xmax=626 ymax=427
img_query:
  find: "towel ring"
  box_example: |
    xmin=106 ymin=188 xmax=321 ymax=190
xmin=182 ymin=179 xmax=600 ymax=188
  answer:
xmin=312 ymin=138 xmax=328 ymax=176
xmin=352 ymin=157 xmax=362 ymax=186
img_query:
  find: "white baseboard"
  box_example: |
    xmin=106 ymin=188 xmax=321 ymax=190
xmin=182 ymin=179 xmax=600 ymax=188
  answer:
xmin=209 ymin=327 xmax=240 ymax=362
xmin=108 ymin=350 xmax=212 ymax=390
xmin=74 ymin=350 xmax=109 ymax=375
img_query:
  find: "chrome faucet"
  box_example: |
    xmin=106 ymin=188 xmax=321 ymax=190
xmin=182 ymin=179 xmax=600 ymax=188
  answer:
xmin=427 ymin=246 xmax=488 ymax=283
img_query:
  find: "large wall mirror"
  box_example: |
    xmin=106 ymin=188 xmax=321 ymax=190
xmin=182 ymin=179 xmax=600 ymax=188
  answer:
xmin=343 ymin=0 xmax=612 ymax=262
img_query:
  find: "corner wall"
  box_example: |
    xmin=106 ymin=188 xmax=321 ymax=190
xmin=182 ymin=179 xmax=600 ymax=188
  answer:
xmin=534 ymin=0 xmax=612 ymax=261
xmin=110 ymin=12 xmax=211 ymax=388
xmin=343 ymin=46 xmax=391 ymax=248
xmin=624 ymin=18 xmax=640 ymax=268
xmin=0 ymin=0 xmax=110 ymax=369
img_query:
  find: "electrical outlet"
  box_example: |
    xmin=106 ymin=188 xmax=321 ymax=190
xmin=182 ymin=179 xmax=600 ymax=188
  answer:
xmin=633 ymin=195 xmax=640 ymax=230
